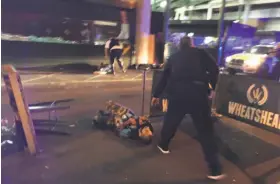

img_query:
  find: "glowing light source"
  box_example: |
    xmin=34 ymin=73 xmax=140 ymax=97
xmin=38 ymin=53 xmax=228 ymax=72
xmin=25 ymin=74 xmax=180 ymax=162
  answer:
xmin=245 ymin=59 xmax=262 ymax=68
xmin=160 ymin=1 xmax=167 ymax=8
xmin=187 ymin=32 xmax=194 ymax=37
xmin=204 ymin=37 xmax=215 ymax=44
xmin=136 ymin=35 xmax=155 ymax=65
xmin=225 ymin=56 xmax=231 ymax=63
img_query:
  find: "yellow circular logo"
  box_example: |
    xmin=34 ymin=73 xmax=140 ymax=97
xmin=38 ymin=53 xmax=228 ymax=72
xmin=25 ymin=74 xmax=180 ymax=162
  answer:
xmin=247 ymin=84 xmax=269 ymax=106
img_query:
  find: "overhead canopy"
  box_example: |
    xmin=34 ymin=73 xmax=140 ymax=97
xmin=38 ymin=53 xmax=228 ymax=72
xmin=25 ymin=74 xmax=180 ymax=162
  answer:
xmin=2 ymin=0 xmax=136 ymax=21
xmin=2 ymin=0 xmax=137 ymax=10
xmin=169 ymin=20 xmax=233 ymax=37
xmin=83 ymin=0 xmax=136 ymax=9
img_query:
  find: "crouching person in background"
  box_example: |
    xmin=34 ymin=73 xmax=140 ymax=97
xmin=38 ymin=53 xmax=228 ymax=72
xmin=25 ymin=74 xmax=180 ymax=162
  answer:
xmin=105 ymin=38 xmax=126 ymax=75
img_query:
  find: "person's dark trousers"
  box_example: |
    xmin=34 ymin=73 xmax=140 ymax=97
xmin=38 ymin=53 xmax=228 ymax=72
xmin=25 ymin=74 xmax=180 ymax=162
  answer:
xmin=110 ymin=49 xmax=124 ymax=73
xmin=160 ymin=95 xmax=222 ymax=173
xmin=129 ymin=44 xmax=134 ymax=67
xmin=155 ymin=42 xmax=164 ymax=64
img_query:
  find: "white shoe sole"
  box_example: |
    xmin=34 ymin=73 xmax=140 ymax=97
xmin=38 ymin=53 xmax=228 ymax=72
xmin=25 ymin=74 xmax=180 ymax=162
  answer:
xmin=207 ymin=174 xmax=226 ymax=180
xmin=157 ymin=145 xmax=170 ymax=154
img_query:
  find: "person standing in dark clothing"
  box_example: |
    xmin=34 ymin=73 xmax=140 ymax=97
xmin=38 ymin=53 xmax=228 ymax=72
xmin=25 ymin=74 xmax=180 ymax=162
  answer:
xmin=151 ymin=36 xmax=225 ymax=180
xmin=271 ymin=61 xmax=280 ymax=81
xmin=271 ymin=44 xmax=280 ymax=82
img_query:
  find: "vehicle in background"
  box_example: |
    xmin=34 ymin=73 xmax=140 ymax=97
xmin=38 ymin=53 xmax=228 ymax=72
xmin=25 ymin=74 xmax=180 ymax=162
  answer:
xmin=225 ymin=45 xmax=275 ymax=74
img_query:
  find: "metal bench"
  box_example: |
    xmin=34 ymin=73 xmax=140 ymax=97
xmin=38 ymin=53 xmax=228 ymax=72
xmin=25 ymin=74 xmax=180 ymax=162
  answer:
xmin=28 ymin=99 xmax=74 ymax=130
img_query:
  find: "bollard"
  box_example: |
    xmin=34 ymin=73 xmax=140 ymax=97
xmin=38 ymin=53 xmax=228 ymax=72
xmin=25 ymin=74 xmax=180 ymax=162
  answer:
xmin=141 ymin=69 xmax=147 ymax=116
xmin=137 ymin=65 xmax=150 ymax=116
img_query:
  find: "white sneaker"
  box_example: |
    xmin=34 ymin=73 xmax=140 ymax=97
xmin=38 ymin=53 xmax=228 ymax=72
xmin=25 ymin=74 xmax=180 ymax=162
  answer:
xmin=207 ymin=174 xmax=226 ymax=180
xmin=157 ymin=145 xmax=170 ymax=154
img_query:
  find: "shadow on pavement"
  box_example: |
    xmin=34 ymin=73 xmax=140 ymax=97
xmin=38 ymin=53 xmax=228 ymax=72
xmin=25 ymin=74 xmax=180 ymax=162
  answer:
xmin=179 ymin=116 xmax=280 ymax=183
xmin=35 ymin=129 xmax=71 ymax=136
xmin=17 ymin=63 xmax=99 ymax=74
xmin=254 ymin=166 xmax=280 ymax=184
xmin=1 ymin=126 xmax=72 ymax=158
xmin=99 ymin=147 xmax=159 ymax=174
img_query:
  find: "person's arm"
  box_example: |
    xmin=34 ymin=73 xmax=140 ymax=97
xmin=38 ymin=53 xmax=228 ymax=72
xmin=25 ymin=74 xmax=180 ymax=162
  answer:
xmin=122 ymin=44 xmax=131 ymax=56
xmin=271 ymin=61 xmax=280 ymax=81
xmin=105 ymin=49 xmax=109 ymax=58
xmin=201 ymin=49 xmax=219 ymax=90
xmin=153 ymin=58 xmax=172 ymax=98
xmin=104 ymin=40 xmax=110 ymax=58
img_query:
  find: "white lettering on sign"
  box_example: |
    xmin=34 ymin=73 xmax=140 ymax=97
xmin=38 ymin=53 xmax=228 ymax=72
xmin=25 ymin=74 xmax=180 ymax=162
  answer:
xmin=228 ymin=102 xmax=280 ymax=130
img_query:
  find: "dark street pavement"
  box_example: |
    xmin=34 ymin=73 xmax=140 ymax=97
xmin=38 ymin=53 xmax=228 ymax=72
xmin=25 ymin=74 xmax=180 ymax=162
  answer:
xmin=1 ymin=56 xmax=107 ymax=67
xmin=1 ymin=58 xmax=280 ymax=184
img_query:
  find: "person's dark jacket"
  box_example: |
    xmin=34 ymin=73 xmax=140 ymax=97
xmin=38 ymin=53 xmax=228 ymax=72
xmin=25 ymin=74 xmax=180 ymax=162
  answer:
xmin=153 ymin=47 xmax=219 ymax=100
xmin=271 ymin=60 xmax=280 ymax=81
xmin=109 ymin=38 xmax=120 ymax=51
xmin=155 ymin=40 xmax=164 ymax=64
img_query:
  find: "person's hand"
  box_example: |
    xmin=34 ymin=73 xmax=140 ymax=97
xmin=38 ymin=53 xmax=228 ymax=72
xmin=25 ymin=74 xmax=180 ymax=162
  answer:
xmin=209 ymin=90 xmax=216 ymax=99
xmin=151 ymin=97 xmax=160 ymax=106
